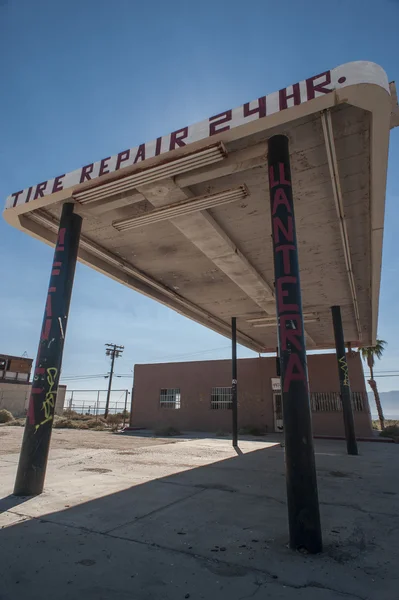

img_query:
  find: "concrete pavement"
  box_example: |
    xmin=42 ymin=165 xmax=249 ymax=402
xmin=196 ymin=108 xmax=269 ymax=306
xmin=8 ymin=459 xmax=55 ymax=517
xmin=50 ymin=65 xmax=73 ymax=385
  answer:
xmin=0 ymin=430 xmax=398 ymax=599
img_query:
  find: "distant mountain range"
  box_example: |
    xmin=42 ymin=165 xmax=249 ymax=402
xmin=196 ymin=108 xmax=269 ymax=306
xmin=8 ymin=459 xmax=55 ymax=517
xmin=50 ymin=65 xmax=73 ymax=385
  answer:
xmin=368 ymin=391 xmax=399 ymax=419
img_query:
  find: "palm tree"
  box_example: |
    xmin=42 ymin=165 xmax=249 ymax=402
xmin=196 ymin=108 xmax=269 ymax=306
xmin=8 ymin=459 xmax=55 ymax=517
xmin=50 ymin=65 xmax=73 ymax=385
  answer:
xmin=360 ymin=340 xmax=387 ymax=430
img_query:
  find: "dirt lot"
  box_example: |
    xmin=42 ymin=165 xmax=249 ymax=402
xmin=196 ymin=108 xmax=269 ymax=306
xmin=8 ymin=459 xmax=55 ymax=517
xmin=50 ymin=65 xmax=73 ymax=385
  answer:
xmin=0 ymin=426 xmax=177 ymax=455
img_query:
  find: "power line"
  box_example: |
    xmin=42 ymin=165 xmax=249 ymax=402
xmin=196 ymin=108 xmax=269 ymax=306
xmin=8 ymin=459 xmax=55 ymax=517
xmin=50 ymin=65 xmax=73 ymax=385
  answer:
xmin=60 ymin=345 xmax=233 ymax=381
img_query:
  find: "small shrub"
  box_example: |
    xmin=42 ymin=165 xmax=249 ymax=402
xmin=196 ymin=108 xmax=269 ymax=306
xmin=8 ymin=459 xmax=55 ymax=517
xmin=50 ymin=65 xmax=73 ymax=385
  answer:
xmin=63 ymin=409 xmax=80 ymax=419
xmin=85 ymin=419 xmax=106 ymax=430
xmin=4 ymin=418 xmax=25 ymax=427
xmin=215 ymin=430 xmax=228 ymax=437
xmin=107 ymin=413 xmax=122 ymax=432
xmin=54 ymin=418 xmax=80 ymax=429
xmin=0 ymin=409 xmax=14 ymax=423
xmin=380 ymin=424 xmax=399 ymax=440
xmin=154 ymin=426 xmax=181 ymax=437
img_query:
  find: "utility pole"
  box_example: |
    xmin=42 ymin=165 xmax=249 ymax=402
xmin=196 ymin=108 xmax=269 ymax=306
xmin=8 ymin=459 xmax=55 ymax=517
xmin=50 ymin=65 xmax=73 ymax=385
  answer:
xmin=104 ymin=343 xmax=124 ymax=418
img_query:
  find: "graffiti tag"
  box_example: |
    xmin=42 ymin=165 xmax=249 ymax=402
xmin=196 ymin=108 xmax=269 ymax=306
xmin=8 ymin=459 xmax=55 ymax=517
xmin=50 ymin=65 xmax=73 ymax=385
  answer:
xmin=35 ymin=367 xmax=58 ymax=431
xmin=338 ymin=356 xmax=349 ymax=386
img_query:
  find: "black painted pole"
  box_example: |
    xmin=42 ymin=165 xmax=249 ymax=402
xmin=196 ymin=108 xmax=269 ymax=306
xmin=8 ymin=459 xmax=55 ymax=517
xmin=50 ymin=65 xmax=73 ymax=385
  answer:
xmin=14 ymin=203 xmax=82 ymax=496
xmin=331 ymin=306 xmax=358 ymax=456
xmin=268 ymin=134 xmax=322 ymax=553
xmin=232 ymin=317 xmax=238 ymax=447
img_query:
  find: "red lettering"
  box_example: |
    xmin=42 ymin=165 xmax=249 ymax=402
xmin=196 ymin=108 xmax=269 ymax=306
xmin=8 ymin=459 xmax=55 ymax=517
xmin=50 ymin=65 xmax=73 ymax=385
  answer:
xmin=272 ymin=188 xmax=291 ymax=215
xmin=277 ymin=276 xmax=299 ymax=313
xmin=41 ymin=319 xmax=51 ymax=341
xmin=279 ymin=163 xmax=290 ymax=186
xmin=134 ymin=144 xmax=145 ymax=163
xmin=273 ymin=216 xmax=293 ymax=243
xmin=243 ymin=97 xmax=266 ymax=119
xmin=269 ymin=164 xmax=291 ymax=188
xmin=280 ymin=314 xmax=303 ymax=351
xmin=34 ymin=181 xmax=47 ymax=199
xmin=116 ymin=150 xmax=130 ymax=170
xmin=276 ymin=244 xmax=295 ymax=274
xmin=269 ymin=165 xmax=279 ymax=188
xmin=99 ymin=157 xmax=111 ymax=176
xmin=80 ymin=163 xmax=94 ymax=183
xmin=306 ymin=70 xmax=332 ymax=100
xmin=279 ymin=83 xmax=301 ymax=110
xmin=56 ymin=228 xmax=66 ymax=251
xmin=155 ymin=137 xmax=162 ymax=156
xmin=52 ymin=175 xmax=65 ymax=193
xmin=27 ymin=397 xmax=35 ymax=424
xmin=170 ymin=127 xmax=188 ymax=150
xmin=45 ymin=294 xmax=52 ymax=318
xmin=209 ymin=110 xmax=232 ymax=136
xmin=283 ymin=353 xmax=307 ymax=392
xmin=52 ymin=261 xmax=62 ymax=275
xmin=25 ymin=187 xmax=33 ymax=203
xmin=11 ymin=191 xmax=23 ymax=207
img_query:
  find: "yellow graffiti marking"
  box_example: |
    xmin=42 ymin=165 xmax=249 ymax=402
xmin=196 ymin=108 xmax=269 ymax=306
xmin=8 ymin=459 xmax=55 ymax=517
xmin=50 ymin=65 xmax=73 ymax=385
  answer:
xmin=35 ymin=367 xmax=58 ymax=431
xmin=338 ymin=356 xmax=349 ymax=387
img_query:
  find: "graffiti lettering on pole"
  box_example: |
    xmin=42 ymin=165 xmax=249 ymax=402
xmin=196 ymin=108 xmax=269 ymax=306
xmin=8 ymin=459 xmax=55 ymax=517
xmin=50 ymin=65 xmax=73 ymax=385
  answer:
xmin=27 ymin=228 xmax=65 ymax=427
xmin=35 ymin=367 xmax=58 ymax=431
xmin=270 ymin=163 xmax=307 ymax=393
xmin=338 ymin=356 xmax=349 ymax=386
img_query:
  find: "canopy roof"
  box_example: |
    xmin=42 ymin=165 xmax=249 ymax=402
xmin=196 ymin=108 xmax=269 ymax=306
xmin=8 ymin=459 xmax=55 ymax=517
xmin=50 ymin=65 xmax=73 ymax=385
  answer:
xmin=4 ymin=61 xmax=399 ymax=352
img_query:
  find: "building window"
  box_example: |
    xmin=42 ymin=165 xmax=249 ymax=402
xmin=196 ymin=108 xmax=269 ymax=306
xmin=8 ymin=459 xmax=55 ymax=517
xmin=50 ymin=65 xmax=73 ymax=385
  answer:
xmin=211 ymin=387 xmax=232 ymax=410
xmin=351 ymin=392 xmax=366 ymax=411
xmin=160 ymin=388 xmax=181 ymax=409
xmin=310 ymin=391 xmax=367 ymax=412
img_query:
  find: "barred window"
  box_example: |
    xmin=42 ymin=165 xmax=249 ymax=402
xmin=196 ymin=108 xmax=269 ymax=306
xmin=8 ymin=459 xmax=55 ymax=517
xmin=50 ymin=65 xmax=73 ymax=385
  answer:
xmin=310 ymin=391 xmax=367 ymax=412
xmin=211 ymin=387 xmax=232 ymax=410
xmin=160 ymin=388 xmax=181 ymax=409
xmin=310 ymin=392 xmax=341 ymax=412
xmin=352 ymin=392 xmax=366 ymax=412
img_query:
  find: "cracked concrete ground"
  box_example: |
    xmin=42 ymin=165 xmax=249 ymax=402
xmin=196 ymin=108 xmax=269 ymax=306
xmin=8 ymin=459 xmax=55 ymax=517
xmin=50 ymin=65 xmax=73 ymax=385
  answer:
xmin=0 ymin=428 xmax=398 ymax=599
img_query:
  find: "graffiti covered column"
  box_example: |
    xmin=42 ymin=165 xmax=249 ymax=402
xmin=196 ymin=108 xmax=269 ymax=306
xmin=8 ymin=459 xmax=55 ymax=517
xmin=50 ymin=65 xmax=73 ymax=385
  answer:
xmin=14 ymin=203 xmax=82 ymax=496
xmin=268 ymin=135 xmax=322 ymax=553
xmin=331 ymin=305 xmax=358 ymax=455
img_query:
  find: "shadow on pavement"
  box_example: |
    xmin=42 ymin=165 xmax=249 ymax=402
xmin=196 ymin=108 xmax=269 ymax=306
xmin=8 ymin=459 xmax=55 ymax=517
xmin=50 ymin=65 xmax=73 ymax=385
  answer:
xmin=0 ymin=440 xmax=398 ymax=600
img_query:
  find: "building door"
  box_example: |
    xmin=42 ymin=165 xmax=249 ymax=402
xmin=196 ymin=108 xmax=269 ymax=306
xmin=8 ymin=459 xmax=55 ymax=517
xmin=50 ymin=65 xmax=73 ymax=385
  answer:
xmin=273 ymin=392 xmax=284 ymax=432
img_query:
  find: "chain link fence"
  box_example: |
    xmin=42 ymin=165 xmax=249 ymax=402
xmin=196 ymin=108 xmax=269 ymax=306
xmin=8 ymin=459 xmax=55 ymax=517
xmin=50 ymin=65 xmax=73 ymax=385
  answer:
xmin=65 ymin=389 xmax=130 ymax=417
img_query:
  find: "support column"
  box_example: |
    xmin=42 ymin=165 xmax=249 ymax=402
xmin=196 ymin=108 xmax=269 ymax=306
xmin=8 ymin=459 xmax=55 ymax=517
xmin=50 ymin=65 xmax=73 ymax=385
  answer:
xmin=331 ymin=306 xmax=358 ymax=456
xmin=268 ymin=134 xmax=322 ymax=553
xmin=14 ymin=203 xmax=82 ymax=496
xmin=232 ymin=317 xmax=238 ymax=447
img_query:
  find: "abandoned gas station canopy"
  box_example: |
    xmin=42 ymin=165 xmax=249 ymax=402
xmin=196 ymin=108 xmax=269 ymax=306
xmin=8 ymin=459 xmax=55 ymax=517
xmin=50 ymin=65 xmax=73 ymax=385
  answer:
xmin=4 ymin=61 xmax=399 ymax=352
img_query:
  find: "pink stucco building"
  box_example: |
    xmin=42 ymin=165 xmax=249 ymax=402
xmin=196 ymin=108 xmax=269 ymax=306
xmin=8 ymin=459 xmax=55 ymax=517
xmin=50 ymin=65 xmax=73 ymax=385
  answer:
xmin=131 ymin=352 xmax=372 ymax=437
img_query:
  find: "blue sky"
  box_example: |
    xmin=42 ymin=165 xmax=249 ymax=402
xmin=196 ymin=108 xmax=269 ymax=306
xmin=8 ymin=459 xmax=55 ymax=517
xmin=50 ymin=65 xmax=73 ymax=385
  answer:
xmin=1 ymin=0 xmax=399 ymax=398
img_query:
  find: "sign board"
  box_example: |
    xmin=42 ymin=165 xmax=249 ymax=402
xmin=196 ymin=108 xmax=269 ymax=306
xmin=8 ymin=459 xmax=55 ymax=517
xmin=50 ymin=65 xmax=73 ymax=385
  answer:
xmin=271 ymin=378 xmax=281 ymax=391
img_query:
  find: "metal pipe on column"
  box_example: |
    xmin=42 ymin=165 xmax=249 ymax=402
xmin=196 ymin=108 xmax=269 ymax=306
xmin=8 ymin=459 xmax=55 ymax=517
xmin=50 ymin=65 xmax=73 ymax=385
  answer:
xmin=96 ymin=390 xmax=100 ymax=420
xmin=331 ymin=306 xmax=358 ymax=456
xmin=14 ymin=203 xmax=82 ymax=496
xmin=123 ymin=389 xmax=129 ymax=428
xmin=268 ymin=134 xmax=322 ymax=553
xmin=232 ymin=317 xmax=238 ymax=447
